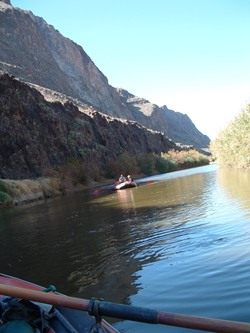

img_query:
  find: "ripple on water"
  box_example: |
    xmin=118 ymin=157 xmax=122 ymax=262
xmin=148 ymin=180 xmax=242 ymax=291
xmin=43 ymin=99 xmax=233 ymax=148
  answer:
xmin=0 ymin=165 xmax=250 ymax=332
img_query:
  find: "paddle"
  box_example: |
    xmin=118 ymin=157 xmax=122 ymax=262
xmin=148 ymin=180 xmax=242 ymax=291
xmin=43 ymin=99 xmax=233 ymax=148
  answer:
xmin=93 ymin=184 xmax=113 ymax=194
xmin=135 ymin=180 xmax=154 ymax=184
xmin=0 ymin=284 xmax=249 ymax=332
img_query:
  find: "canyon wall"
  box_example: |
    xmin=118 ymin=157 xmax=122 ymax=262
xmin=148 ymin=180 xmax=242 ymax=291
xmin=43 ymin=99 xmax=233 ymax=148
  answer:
xmin=0 ymin=71 xmax=177 ymax=179
xmin=0 ymin=0 xmax=210 ymax=151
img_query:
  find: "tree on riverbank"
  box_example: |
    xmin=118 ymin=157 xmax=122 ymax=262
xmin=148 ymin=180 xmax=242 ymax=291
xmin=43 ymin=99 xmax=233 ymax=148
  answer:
xmin=211 ymin=103 xmax=250 ymax=168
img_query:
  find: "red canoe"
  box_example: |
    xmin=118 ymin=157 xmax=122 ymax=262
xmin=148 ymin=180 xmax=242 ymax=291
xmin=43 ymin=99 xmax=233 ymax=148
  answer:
xmin=0 ymin=273 xmax=119 ymax=333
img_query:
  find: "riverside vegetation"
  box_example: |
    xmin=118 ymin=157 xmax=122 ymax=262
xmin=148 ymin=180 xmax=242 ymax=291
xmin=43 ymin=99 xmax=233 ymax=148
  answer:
xmin=211 ymin=103 xmax=250 ymax=168
xmin=0 ymin=150 xmax=210 ymax=208
xmin=0 ymin=72 xmax=210 ymax=208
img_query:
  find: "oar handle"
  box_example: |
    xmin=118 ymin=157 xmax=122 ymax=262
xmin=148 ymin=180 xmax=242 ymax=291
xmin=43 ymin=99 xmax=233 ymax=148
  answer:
xmin=0 ymin=284 xmax=250 ymax=332
xmin=0 ymin=284 xmax=89 ymax=311
xmin=97 ymin=300 xmax=158 ymax=323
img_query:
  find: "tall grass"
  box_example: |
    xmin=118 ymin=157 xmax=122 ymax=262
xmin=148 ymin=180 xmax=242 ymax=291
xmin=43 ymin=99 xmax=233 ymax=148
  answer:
xmin=0 ymin=178 xmax=60 ymax=207
xmin=211 ymin=103 xmax=250 ymax=168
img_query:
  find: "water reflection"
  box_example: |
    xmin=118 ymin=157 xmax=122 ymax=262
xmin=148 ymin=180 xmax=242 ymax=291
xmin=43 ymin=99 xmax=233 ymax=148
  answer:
xmin=116 ymin=187 xmax=137 ymax=220
xmin=0 ymin=166 xmax=220 ymax=300
xmin=68 ymin=165 xmax=224 ymax=302
xmin=0 ymin=165 xmax=249 ymax=332
xmin=217 ymin=167 xmax=250 ymax=214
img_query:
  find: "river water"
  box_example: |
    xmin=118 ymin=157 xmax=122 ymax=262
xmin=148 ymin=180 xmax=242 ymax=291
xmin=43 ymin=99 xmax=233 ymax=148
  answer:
xmin=0 ymin=164 xmax=249 ymax=332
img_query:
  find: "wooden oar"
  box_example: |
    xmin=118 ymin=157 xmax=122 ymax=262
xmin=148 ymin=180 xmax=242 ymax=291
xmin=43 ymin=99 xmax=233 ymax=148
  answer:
xmin=0 ymin=284 xmax=249 ymax=332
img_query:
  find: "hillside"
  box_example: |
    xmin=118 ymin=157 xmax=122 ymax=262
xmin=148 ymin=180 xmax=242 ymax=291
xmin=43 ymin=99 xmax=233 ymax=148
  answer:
xmin=0 ymin=71 xmax=178 ymax=180
xmin=117 ymin=89 xmax=210 ymax=148
xmin=0 ymin=0 xmax=210 ymax=150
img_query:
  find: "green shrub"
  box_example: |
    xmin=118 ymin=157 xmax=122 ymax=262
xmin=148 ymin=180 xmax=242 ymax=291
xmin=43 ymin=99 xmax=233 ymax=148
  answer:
xmin=92 ymin=165 xmax=102 ymax=182
xmin=136 ymin=153 xmax=156 ymax=176
xmin=103 ymin=158 xmax=120 ymax=179
xmin=55 ymin=157 xmax=87 ymax=186
xmin=118 ymin=151 xmax=140 ymax=176
xmin=186 ymin=156 xmax=194 ymax=168
xmin=155 ymin=156 xmax=168 ymax=174
xmin=0 ymin=180 xmax=14 ymax=197
xmin=167 ymin=159 xmax=178 ymax=172
xmin=156 ymin=156 xmax=178 ymax=173
xmin=0 ymin=191 xmax=13 ymax=206
xmin=0 ymin=180 xmax=8 ymax=193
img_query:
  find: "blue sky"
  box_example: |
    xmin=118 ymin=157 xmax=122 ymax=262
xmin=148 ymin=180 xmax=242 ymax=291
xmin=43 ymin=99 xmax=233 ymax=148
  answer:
xmin=11 ymin=0 xmax=250 ymax=140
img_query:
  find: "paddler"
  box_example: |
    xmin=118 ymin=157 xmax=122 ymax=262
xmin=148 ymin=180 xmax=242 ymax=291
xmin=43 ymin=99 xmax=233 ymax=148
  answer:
xmin=119 ymin=174 xmax=126 ymax=183
xmin=127 ymin=175 xmax=133 ymax=182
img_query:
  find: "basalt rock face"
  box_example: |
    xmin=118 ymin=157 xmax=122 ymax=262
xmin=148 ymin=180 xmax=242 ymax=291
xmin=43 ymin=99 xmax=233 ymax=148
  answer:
xmin=0 ymin=72 xmax=178 ymax=179
xmin=0 ymin=1 xmax=76 ymax=99
xmin=0 ymin=1 xmax=134 ymax=119
xmin=0 ymin=1 xmax=210 ymax=150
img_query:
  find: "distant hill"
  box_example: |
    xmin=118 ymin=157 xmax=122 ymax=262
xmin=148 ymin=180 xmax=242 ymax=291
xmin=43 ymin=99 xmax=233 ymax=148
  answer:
xmin=117 ymin=89 xmax=210 ymax=149
xmin=0 ymin=0 xmax=210 ymax=151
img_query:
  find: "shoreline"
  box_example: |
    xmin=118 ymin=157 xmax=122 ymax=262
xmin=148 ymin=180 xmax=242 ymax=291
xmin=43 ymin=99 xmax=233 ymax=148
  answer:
xmin=0 ymin=174 xmax=146 ymax=209
xmin=0 ymin=177 xmax=116 ymax=209
xmin=0 ymin=162 xmax=212 ymax=209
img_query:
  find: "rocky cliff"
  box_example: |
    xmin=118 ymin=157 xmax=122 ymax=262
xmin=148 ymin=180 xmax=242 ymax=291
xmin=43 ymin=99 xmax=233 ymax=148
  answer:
xmin=0 ymin=0 xmax=210 ymax=150
xmin=0 ymin=71 xmax=178 ymax=179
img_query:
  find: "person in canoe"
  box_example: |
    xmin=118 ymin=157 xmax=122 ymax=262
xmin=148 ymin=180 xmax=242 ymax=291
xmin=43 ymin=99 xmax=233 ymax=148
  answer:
xmin=119 ymin=174 xmax=126 ymax=183
xmin=127 ymin=175 xmax=133 ymax=182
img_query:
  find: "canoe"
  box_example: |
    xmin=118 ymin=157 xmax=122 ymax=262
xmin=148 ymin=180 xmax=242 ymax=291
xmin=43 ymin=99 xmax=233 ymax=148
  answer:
xmin=0 ymin=273 xmax=119 ymax=333
xmin=111 ymin=181 xmax=137 ymax=190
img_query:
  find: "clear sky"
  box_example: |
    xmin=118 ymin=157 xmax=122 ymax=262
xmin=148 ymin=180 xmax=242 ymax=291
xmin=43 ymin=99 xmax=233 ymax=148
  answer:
xmin=11 ymin=0 xmax=250 ymax=140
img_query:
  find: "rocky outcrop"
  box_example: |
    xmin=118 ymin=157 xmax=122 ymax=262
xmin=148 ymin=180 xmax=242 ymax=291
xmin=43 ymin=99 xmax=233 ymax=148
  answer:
xmin=27 ymin=12 xmax=135 ymax=120
xmin=0 ymin=1 xmax=76 ymax=98
xmin=0 ymin=1 xmax=133 ymax=119
xmin=0 ymin=71 xmax=178 ymax=179
xmin=0 ymin=0 xmax=210 ymax=150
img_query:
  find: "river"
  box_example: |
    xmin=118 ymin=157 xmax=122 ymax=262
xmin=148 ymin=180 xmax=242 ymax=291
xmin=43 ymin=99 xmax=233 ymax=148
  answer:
xmin=0 ymin=164 xmax=249 ymax=332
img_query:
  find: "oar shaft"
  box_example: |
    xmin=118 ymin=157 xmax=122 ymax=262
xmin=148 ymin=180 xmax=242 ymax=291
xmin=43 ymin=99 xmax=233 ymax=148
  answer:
xmin=0 ymin=284 xmax=89 ymax=311
xmin=97 ymin=302 xmax=250 ymax=332
xmin=0 ymin=284 xmax=250 ymax=332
